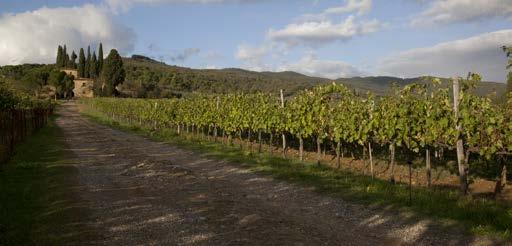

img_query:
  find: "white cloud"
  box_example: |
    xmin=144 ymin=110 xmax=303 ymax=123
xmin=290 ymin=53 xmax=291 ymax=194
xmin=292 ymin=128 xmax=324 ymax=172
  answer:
xmin=203 ymin=50 xmax=225 ymax=60
xmin=234 ymin=46 xmax=364 ymax=79
xmin=104 ymin=0 xmax=266 ymax=12
xmin=0 ymin=4 xmax=135 ymax=65
xmin=378 ymin=29 xmax=511 ymax=82
xmin=267 ymin=15 xmax=382 ymax=47
xmin=412 ymin=0 xmax=512 ymax=26
xmin=169 ymin=48 xmax=201 ymax=62
xmin=236 ymin=1 xmax=374 ymax=77
xmin=235 ymin=44 xmax=272 ymax=71
xmin=324 ymin=0 xmax=372 ymax=16
xmin=278 ymin=53 xmax=364 ymax=79
xmin=299 ymin=0 xmax=372 ymax=22
xmin=205 ymin=64 xmax=218 ymax=69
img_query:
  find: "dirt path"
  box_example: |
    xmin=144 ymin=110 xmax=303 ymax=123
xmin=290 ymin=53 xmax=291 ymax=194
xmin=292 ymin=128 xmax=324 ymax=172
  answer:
xmin=55 ymin=102 xmax=487 ymax=245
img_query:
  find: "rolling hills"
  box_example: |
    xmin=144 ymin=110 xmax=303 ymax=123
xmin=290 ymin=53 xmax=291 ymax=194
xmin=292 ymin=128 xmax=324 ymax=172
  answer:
xmin=0 ymin=55 xmax=506 ymax=99
xmin=121 ymin=55 xmax=506 ymax=98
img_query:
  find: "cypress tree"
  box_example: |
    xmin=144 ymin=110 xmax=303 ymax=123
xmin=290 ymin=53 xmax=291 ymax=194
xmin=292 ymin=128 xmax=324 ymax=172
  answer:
xmin=78 ymin=48 xmax=86 ymax=78
xmin=71 ymin=51 xmax=78 ymax=69
xmin=65 ymin=53 xmax=70 ymax=68
xmin=85 ymin=46 xmax=91 ymax=78
xmin=101 ymin=49 xmax=125 ymax=96
xmin=56 ymin=45 xmax=63 ymax=67
xmin=98 ymin=43 xmax=104 ymax=73
xmin=63 ymin=45 xmax=68 ymax=67
xmin=90 ymin=52 xmax=98 ymax=79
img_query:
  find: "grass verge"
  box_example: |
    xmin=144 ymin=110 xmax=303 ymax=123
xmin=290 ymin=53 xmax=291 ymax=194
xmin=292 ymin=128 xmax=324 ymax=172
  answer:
xmin=83 ymin=109 xmax=512 ymax=240
xmin=0 ymin=114 xmax=94 ymax=245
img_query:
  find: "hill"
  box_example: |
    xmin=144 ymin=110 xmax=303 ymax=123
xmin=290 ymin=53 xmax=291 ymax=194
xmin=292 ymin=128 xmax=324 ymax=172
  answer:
xmin=121 ymin=55 xmax=330 ymax=97
xmin=121 ymin=55 xmax=506 ymax=98
xmin=0 ymin=56 xmax=505 ymax=99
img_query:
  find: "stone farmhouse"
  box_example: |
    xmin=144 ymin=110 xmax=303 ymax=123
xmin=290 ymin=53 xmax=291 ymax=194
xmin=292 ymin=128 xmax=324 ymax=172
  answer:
xmin=61 ymin=69 xmax=94 ymax=98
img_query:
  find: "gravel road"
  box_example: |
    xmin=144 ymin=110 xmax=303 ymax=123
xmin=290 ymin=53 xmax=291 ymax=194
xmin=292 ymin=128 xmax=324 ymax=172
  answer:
xmin=55 ymin=101 xmax=495 ymax=245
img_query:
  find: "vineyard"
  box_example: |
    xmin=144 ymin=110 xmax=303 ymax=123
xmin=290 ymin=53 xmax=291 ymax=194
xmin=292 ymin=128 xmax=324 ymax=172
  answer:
xmin=81 ymin=74 xmax=510 ymax=196
xmin=0 ymin=81 xmax=55 ymax=164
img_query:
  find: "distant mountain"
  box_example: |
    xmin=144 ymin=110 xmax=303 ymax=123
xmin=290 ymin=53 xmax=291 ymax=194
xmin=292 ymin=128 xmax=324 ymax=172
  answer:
xmin=130 ymin=54 xmax=166 ymax=65
xmin=120 ymin=56 xmax=506 ymax=98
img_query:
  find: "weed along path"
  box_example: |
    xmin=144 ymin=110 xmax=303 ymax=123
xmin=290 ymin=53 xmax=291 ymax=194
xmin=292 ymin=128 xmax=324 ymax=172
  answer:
xmin=55 ymin=101 xmax=487 ymax=245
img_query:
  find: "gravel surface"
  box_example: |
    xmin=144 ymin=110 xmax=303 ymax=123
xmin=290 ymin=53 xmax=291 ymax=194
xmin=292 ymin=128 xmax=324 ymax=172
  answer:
xmin=55 ymin=101 xmax=497 ymax=245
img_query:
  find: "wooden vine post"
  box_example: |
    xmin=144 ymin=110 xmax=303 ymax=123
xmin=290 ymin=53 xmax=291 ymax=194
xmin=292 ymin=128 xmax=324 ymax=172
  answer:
xmin=494 ymin=156 xmax=508 ymax=196
xmin=280 ymin=89 xmax=286 ymax=158
xmin=214 ymin=97 xmax=219 ymax=141
xmin=369 ymin=142 xmax=374 ymax=179
xmin=316 ymin=137 xmax=322 ymax=165
xmin=452 ymin=77 xmax=468 ymax=195
xmin=501 ymin=164 xmax=507 ymax=187
xmin=389 ymin=142 xmax=396 ymax=184
xmin=426 ymin=148 xmax=431 ymax=187
xmin=368 ymin=99 xmax=374 ymax=179
xmin=335 ymin=141 xmax=342 ymax=168
xmin=299 ymin=136 xmax=304 ymax=161
xmin=408 ymin=161 xmax=412 ymax=205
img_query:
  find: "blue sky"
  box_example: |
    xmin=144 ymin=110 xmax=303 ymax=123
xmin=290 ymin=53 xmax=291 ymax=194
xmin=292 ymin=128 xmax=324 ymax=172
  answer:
xmin=0 ymin=0 xmax=511 ymax=81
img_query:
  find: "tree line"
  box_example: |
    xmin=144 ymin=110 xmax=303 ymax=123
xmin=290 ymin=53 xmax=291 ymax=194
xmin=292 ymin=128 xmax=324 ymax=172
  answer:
xmin=0 ymin=64 xmax=74 ymax=99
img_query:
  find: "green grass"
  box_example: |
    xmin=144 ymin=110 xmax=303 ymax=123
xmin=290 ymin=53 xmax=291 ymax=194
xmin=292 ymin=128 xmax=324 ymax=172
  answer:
xmin=0 ymin=114 xmax=94 ymax=245
xmin=83 ymin=109 xmax=512 ymax=240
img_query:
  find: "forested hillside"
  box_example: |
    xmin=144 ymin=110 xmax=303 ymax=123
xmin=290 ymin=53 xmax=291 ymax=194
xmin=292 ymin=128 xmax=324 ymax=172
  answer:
xmin=1 ymin=54 xmax=506 ymax=99
xmin=0 ymin=64 xmax=74 ymax=98
xmin=120 ymin=55 xmax=330 ymax=97
xmin=120 ymin=55 xmax=506 ymax=98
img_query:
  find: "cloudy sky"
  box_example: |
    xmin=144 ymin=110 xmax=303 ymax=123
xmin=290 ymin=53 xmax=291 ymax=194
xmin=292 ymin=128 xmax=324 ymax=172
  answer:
xmin=0 ymin=0 xmax=511 ymax=81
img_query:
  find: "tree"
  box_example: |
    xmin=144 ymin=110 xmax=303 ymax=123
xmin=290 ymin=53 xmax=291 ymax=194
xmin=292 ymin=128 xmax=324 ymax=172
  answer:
xmin=22 ymin=68 xmax=50 ymax=93
xmin=71 ymin=51 xmax=78 ymax=69
xmin=48 ymin=70 xmax=66 ymax=97
xmin=56 ymin=45 xmax=63 ymax=67
xmin=101 ymin=49 xmax=125 ymax=96
xmin=90 ymin=52 xmax=98 ymax=79
xmin=62 ymin=74 xmax=75 ymax=98
xmin=48 ymin=70 xmax=75 ymax=98
xmin=85 ymin=46 xmax=91 ymax=78
xmin=98 ymin=43 xmax=104 ymax=72
xmin=78 ymin=48 xmax=86 ymax=78
xmin=63 ymin=45 xmax=69 ymax=67
xmin=65 ymin=54 xmax=70 ymax=68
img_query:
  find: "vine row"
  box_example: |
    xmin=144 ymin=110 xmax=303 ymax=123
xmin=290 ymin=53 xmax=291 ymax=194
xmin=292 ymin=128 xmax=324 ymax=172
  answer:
xmin=82 ymin=76 xmax=511 ymax=193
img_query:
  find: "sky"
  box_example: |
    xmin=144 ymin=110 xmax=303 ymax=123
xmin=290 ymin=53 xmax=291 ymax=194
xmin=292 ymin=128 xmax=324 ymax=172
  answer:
xmin=0 ymin=0 xmax=511 ymax=82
